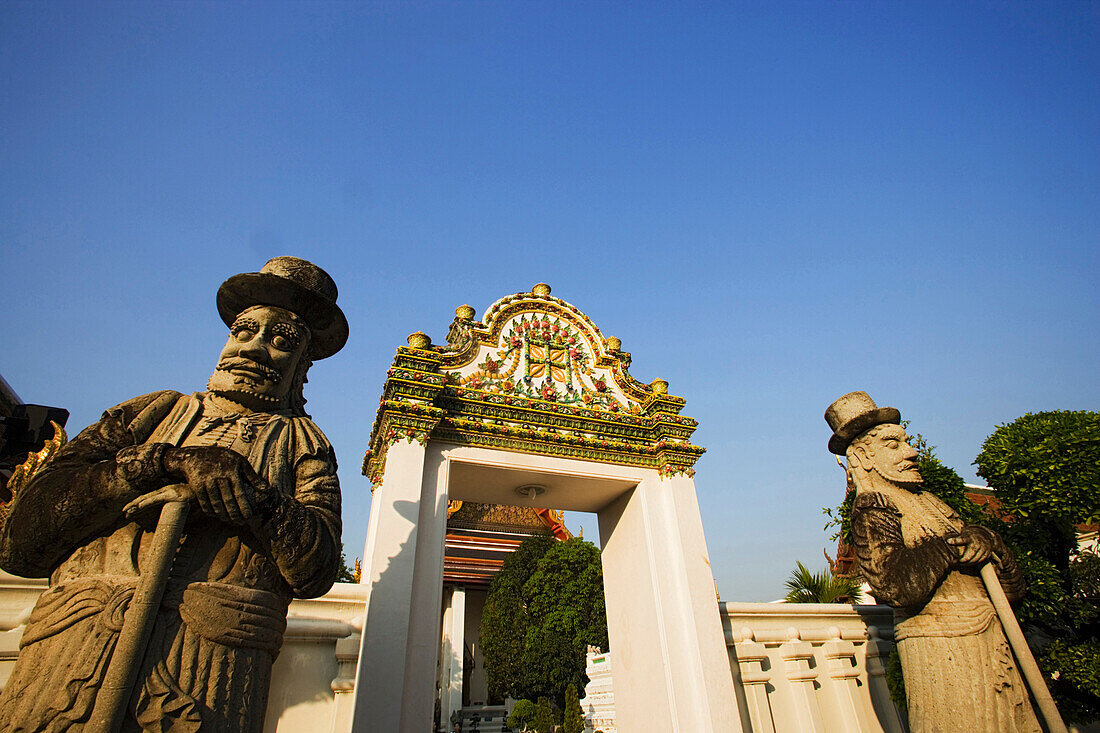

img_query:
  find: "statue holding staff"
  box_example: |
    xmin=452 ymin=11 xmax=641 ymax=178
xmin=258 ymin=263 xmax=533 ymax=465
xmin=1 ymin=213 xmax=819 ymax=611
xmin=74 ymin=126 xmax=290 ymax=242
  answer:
xmin=0 ymin=257 xmax=346 ymax=732
xmin=825 ymin=391 xmax=1042 ymax=732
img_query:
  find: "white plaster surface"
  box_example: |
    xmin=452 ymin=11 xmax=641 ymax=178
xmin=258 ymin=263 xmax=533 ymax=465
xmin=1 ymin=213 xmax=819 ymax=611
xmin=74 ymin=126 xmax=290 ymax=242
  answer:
xmin=350 ymin=439 xmax=449 ymax=733
xmin=265 ymin=582 xmax=370 ymax=733
xmin=581 ymin=649 xmax=616 ymax=733
xmin=598 ymin=474 xmax=741 ymax=733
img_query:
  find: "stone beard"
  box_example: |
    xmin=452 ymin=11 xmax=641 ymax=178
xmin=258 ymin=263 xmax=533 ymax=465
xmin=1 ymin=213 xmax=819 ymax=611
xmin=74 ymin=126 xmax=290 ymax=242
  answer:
xmin=845 ymin=424 xmax=1039 ymax=733
xmin=0 ymin=260 xmax=345 ymax=733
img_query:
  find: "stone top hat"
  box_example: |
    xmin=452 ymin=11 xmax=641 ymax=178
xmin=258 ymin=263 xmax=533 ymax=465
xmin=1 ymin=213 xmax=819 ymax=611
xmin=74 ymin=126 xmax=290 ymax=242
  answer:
xmin=217 ymin=256 xmax=349 ymax=359
xmin=825 ymin=391 xmax=902 ymax=455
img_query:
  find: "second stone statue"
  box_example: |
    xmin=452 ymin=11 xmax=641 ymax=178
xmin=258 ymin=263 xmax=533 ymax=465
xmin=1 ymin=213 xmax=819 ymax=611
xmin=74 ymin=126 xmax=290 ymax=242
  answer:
xmin=825 ymin=390 xmax=1041 ymax=733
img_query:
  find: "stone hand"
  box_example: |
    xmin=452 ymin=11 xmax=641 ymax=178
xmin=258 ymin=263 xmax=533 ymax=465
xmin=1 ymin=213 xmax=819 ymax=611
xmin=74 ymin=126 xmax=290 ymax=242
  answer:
xmin=123 ymin=446 xmax=264 ymax=525
xmin=946 ymin=525 xmax=997 ymax=567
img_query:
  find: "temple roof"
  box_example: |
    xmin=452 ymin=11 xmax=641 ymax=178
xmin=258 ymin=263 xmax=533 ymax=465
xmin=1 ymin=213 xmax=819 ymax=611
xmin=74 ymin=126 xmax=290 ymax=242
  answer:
xmin=443 ymin=500 xmax=569 ymax=586
xmin=363 ymin=284 xmax=704 ymax=487
xmin=447 ymin=500 xmax=570 ymax=540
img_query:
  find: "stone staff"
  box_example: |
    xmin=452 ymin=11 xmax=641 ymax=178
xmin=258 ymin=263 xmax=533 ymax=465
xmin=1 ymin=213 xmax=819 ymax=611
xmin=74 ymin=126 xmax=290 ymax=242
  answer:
xmin=979 ymin=563 xmax=1067 ymax=733
xmin=85 ymin=498 xmax=188 ymax=732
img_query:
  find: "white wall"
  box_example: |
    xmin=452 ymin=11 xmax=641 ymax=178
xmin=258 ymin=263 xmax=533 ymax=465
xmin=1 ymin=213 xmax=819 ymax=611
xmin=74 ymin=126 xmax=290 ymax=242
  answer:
xmin=8 ymin=571 xmax=1096 ymax=733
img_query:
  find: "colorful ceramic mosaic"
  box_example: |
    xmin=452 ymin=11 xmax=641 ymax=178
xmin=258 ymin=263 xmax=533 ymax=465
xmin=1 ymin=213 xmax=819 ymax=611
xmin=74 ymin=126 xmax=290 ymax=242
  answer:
xmin=363 ymin=284 xmax=703 ymax=488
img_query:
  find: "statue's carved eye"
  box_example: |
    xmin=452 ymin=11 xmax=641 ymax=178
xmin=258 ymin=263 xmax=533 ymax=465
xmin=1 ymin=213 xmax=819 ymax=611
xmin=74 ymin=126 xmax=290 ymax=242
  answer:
xmin=270 ymin=323 xmax=303 ymax=351
xmin=234 ymin=328 xmax=255 ymax=342
xmin=886 ymin=440 xmax=899 ymax=449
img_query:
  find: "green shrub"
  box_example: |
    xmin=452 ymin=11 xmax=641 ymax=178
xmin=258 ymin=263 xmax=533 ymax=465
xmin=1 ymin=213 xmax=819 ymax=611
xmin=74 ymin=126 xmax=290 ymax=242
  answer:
xmin=506 ymin=699 xmax=537 ymax=731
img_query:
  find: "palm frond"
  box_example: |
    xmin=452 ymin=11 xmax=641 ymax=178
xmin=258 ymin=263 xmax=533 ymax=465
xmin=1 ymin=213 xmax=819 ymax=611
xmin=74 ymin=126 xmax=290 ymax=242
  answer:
xmin=784 ymin=561 xmax=862 ymax=603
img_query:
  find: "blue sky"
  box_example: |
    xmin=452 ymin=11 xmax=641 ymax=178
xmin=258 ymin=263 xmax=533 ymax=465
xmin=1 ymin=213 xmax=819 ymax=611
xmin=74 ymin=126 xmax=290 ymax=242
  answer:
xmin=3 ymin=2 xmax=1097 ymax=601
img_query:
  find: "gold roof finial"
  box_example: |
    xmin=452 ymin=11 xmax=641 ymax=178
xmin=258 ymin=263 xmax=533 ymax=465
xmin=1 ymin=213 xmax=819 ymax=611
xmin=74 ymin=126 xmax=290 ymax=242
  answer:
xmin=407 ymin=331 xmax=431 ymax=349
xmin=532 ymin=283 xmax=551 ymax=296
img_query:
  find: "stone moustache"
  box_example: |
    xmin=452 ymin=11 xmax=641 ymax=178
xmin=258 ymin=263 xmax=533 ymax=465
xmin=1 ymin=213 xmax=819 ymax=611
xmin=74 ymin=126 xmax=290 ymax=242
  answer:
xmin=0 ymin=257 xmax=346 ymax=732
xmin=825 ymin=391 xmax=1041 ymax=733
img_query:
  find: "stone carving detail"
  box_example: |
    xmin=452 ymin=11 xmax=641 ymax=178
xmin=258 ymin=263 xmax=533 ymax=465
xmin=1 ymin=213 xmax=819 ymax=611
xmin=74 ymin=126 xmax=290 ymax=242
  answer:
xmin=825 ymin=391 xmax=1040 ymax=732
xmin=447 ymin=501 xmax=551 ymax=531
xmin=0 ymin=257 xmax=346 ymax=732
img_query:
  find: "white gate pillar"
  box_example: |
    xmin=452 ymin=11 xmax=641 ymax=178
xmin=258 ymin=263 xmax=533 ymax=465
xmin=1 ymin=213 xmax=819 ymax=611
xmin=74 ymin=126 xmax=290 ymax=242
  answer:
xmin=598 ymin=472 xmax=742 ymax=733
xmin=350 ymin=440 xmax=448 ymax=732
xmin=439 ymin=585 xmax=466 ymax=725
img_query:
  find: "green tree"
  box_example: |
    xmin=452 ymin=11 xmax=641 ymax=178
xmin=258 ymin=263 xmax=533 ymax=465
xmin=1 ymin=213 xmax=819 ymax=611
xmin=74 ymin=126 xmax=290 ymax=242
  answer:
xmin=975 ymin=410 xmax=1100 ymax=723
xmin=336 ymin=544 xmax=358 ymax=583
xmin=562 ymin=683 xmax=584 ymax=733
xmin=975 ymin=411 xmax=1100 ymax=570
xmin=520 ymin=538 xmax=609 ymax=709
xmin=480 ymin=536 xmax=608 ymax=711
xmin=480 ymin=534 xmax=556 ymax=701
xmin=783 ymin=561 xmax=863 ymax=603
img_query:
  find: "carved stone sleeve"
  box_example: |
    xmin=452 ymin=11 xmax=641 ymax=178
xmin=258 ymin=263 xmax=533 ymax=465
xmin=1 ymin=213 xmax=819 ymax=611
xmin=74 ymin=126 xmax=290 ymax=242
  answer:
xmin=0 ymin=391 xmax=182 ymax=577
xmin=251 ymin=425 xmax=341 ymax=599
xmin=851 ymin=491 xmax=957 ymax=611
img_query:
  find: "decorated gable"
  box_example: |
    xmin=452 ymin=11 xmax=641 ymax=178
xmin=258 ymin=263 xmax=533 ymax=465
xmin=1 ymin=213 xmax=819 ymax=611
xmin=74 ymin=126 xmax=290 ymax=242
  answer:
xmin=447 ymin=305 xmax=632 ymax=412
xmin=363 ymin=284 xmax=703 ymax=487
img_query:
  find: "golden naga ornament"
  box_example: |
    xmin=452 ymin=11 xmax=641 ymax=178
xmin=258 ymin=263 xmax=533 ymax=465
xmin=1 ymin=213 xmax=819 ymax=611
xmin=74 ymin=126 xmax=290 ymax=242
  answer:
xmin=1 ymin=420 xmax=67 ymax=522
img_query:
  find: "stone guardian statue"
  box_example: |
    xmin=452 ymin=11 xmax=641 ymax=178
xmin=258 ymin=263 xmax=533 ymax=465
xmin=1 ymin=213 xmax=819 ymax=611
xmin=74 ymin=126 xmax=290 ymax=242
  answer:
xmin=0 ymin=257 xmax=347 ymax=732
xmin=825 ymin=391 xmax=1041 ymax=733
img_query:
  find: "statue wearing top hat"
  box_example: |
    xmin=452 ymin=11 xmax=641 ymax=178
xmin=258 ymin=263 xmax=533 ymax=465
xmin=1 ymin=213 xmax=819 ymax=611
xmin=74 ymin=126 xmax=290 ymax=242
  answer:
xmin=0 ymin=257 xmax=347 ymax=732
xmin=825 ymin=391 xmax=1041 ymax=732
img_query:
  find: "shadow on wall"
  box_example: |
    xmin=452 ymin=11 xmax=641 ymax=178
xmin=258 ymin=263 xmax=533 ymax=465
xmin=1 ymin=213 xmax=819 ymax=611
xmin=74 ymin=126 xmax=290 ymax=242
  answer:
xmin=264 ymin=497 xmax=422 ymax=729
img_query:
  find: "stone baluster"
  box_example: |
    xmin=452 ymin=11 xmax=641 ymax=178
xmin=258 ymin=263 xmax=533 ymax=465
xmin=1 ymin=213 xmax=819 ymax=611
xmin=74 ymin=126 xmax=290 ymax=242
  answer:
xmin=733 ymin=630 xmax=776 ymax=733
xmin=823 ymin=636 xmax=878 ymax=732
xmin=330 ymin=621 xmax=363 ymax=733
xmin=780 ymin=635 xmax=825 ymax=733
xmin=864 ymin=625 xmax=907 ymax=733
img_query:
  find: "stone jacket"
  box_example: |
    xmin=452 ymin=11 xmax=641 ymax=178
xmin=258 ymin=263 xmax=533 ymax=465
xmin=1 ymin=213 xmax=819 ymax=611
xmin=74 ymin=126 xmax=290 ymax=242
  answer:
xmin=0 ymin=389 xmax=342 ymax=632
xmin=850 ymin=487 xmax=1024 ymax=639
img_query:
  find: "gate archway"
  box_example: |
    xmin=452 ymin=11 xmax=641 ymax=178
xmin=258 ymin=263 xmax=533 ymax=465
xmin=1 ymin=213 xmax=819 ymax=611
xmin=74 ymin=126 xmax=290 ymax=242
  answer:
xmin=349 ymin=284 xmax=740 ymax=732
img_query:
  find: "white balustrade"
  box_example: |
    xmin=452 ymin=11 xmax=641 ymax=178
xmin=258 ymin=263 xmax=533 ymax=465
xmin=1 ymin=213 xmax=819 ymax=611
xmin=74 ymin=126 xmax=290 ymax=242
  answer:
xmin=1 ymin=571 xmax=915 ymax=733
xmin=720 ymin=602 xmax=905 ymax=733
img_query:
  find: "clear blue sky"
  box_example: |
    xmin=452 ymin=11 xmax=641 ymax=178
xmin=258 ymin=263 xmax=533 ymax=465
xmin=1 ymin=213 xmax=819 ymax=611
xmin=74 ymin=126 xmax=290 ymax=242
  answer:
xmin=3 ymin=2 xmax=1097 ymax=601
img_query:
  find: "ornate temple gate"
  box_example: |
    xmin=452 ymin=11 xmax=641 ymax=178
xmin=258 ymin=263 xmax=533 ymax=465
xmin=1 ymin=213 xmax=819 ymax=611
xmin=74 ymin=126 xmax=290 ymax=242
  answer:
xmin=348 ymin=285 xmax=740 ymax=732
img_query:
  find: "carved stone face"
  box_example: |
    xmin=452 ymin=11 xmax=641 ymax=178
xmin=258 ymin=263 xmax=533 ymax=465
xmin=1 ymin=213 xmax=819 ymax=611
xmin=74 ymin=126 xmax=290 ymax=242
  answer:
xmin=207 ymin=305 xmax=309 ymax=411
xmin=853 ymin=423 xmax=923 ymax=488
